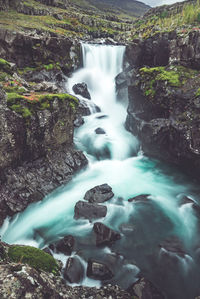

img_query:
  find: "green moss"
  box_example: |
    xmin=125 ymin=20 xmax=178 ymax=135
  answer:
xmin=43 ymin=63 xmax=54 ymax=71
xmin=10 ymin=104 xmax=32 ymax=118
xmin=6 ymin=92 xmax=24 ymax=104
xmin=8 ymin=245 xmax=59 ymax=274
xmin=196 ymin=88 xmax=200 ymax=97
xmin=140 ymin=66 xmax=181 ymax=87
xmin=0 ymin=71 xmax=10 ymax=81
xmin=0 ymin=58 xmax=12 ymax=74
xmin=156 ymin=70 xmax=181 ymax=87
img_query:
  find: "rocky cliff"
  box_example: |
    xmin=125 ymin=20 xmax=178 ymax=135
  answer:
xmin=124 ymin=0 xmax=200 ymax=177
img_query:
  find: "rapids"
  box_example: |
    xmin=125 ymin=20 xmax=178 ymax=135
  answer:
xmin=1 ymin=44 xmax=200 ymax=298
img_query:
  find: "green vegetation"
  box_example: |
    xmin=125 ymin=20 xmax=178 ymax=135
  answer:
xmin=6 ymin=92 xmax=79 ymax=118
xmin=8 ymin=245 xmax=59 ymax=274
xmin=140 ymin=66 xmax=181 ymax=88
xmin=140 ymin=65 xmax=199 ymax=98
xmin=0 ymin=58 xmax=12 ymax=75
xmin=131 ymin=0 xmax=200 ymax=39
xmin=43 ymin=63 xmax=54 ymax=71
xmin=0 ymin=4 xmax=126 ymax=39
xmin=195 ymin=87 xmax=200 ymax=97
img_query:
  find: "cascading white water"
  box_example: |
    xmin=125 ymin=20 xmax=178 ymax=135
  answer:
xmin=1 ymin=44 xmax=200 ymax=298
xmin=68 ymin=44 xmax=139 ymax=160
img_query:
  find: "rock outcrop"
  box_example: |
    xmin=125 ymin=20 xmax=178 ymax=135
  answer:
xmin=125 ymin=29 xmax=200 ymax=176
xmin=0 ymin=28 xmax=80 ymax=73
xmin=0 ymin=88 xmax=87 ymax=225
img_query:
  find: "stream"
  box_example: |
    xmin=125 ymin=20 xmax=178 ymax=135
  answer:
xmin=1 ymin=43 xmax=200 ymax=299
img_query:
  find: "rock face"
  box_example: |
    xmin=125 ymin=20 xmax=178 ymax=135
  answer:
xmin=125 ymin=30 xmax=200 ymax=175
xmin=72 ymin=83 xmax=91 ymax=100
xmin=93 ymin=222 xmax=121 ymax=246
xmin=0 ymin=261 xmax=132 ymax=298
xmin=0 ymin=88 xmax=88 ymax=225
xmin=87 ymin=259 xmax=114 ymax=281
xmin=84 ymin=183 xmax=114 ymax=203
xmin=128 ymin=277 xmax=165 ymax=299
xmin=74 ymin=201 xmax=107 ymax=220
xmin=0 ymin=28 xmax=80 ymax=72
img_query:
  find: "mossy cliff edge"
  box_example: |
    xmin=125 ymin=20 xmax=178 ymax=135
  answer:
xmin=123 ymin=0 xmax=200 ymax=177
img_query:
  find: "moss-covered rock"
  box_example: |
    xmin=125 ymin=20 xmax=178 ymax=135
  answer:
xmin=8 ymin=245 xmax=59 ymax=274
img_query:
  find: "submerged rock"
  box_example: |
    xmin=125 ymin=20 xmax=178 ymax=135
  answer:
xmin=159 ymin=236 xmax=186 ymax=258
xmin=93 ymin=222 xmax=121 ymax=246
xmin=87 ymin=259 xmax=114 ymax=280
xmin=95 ymin=127 xmax=106 ymax=134
xmin=84 ymin=183 xmax=114 ymax=203
xmin=74 ymin=201 xmax=107 ymax=220
xmin=128 ymin=194 xmax=150 ymax=202
xmin=64 ymin=256 xmax=84 ymax=283
xmin=72 ymin=82 xmax=91 ymax=100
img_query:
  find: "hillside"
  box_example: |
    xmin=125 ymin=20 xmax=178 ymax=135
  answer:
xmin=69 ymin=0 xmax=150 ymax=19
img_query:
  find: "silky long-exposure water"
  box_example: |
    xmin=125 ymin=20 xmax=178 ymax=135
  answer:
xmin=1 ymin=44 xmax=200 ymax=298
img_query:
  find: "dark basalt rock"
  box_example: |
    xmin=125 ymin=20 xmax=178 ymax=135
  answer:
xmin=43 ymin=247 xmax=52 ymax=256
xmin=128 ymin=277 xmax=165 ymax=299
xmin=84 ymin=183 xmax=114 ymax=203
xmin=0 ymin=87 xmax=88 ymax=225
xmin=50 ymin=235 xmax=75 ymax=255
xmin=93 ymin=222 xmax=121 ymax=246
xmin=128 ymin=194 xmax=150 ymax=202
xmin=74 ymin=201 xmax=107 ymax=221
xmin=87 ymin=259 xmax=114 ymax=281
xmin=72 ymin=82 xmax=91 ymax=100
xmin=95 ymin=127 xmax=106 ymax=134
xmin=64 ymin=257 xmax=84 ymax=283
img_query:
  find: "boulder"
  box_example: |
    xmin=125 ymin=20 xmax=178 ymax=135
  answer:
xmin=64 ymin=257 xmax=84 ymax=283
xmin=74 ymin=201 xmax=107 ymax=221
xmin=95 ymin=127 xmax=106 ymax=134
xmin=128 ymin=194 xmax=150 ymax=202
xmin=87 ymin=259 xmax=114 ymax=280
xmin=84 ymin=183 xmax=114 ymax=203
xmin=93 ymin=222 xmax=121 ymax=246
xmin=72 ymin=83 xmax=91 ymax=100
xmin=50 ymin=235 xmax=75 ymax=255
xmin=128 ymin=277 xmax=165 ymax=299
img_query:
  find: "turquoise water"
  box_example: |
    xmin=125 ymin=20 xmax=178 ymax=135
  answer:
xmin=1 ymin=44 xmax=200 ymax=298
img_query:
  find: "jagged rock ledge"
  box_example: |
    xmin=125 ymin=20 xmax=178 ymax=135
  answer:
xmin=123 ymin=28 xmax=200 ymax=177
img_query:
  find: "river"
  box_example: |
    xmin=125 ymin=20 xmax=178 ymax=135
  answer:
xmin=1 ymin=43 xmax=200 ymax=299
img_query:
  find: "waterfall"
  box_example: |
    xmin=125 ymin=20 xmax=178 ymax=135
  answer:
xmin=1 ymin=43 xmax=200 ymax=298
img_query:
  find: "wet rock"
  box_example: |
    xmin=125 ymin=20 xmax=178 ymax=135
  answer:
xmin=128 ymin=277 xmax=165 ymax=299
xmin=84 ymin=183 xmax=114 ymax=203
xmin=74 ymin=115 xmax=84 ymax=127
xmin=128 ymin=194 xmax=150 ymax=202
xmin=96 ymin=114 xmax=108 ymax=119
xmin=93 ymin=222 xmax=121 ymax=246
xmin=50 ymin=235 xmax=75 ymax=255
xmin=72 ymin=82 xmax=91 ymax=100
xmin=87 ymin=259 xmax=114 ymax=280
xmin=43 ymin=247 xmax=52 ymax=256
xmin=95 ymin=127 xmax=106 ymax=134
xmin=64 ymin=257 xmax=84 ymax=283
xmin=74 ymin=201 xmax=107 ymax=221
xmin=179 ymin=195 xmax=195 ymax=206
